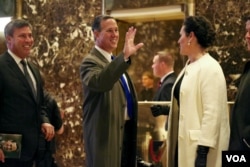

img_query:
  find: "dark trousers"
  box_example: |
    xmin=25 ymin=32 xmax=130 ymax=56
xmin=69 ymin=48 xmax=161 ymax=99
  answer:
xmin=121 ymin=120 xmax=137 ymax=167
xmin=35 ymin=150 xmax=58 ymax=167
xmin=0 ymin=159 xmax=34 ymax=167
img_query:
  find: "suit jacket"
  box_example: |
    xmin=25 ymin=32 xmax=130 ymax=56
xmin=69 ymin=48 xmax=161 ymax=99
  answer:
xmin=43 ymin=91 xmax=63 ymax=153
xmin=0 ymin=52 xmax=49 ymax=161
xmin=80 ymin=48 xmax=138 ymax=167
xmin=167 ymin=54 xmax=230 ymax=167
xmin=153 ymin=73 xmax=176 ymax=107
xmin=229 ymin=61 xmax=250 ymax=150
xmin=152 ymin=73 xmax=176 ymax=130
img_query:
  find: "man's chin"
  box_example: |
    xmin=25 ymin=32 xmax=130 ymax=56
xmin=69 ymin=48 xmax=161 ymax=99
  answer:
xmin=111 ymin=45 xmax=117 ymax=49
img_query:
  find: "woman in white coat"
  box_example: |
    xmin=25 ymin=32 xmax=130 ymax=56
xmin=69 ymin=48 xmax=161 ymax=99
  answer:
xmin=167 ymin=16 xmax=230 ymax=167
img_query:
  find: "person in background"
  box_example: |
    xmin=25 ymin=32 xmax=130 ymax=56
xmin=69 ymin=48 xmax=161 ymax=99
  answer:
xmin=150 ymin=50 xmax=176 ymax=130
xmin=167 ymin=16 xmax=230 ymax=167
xmin=229 ymin=16 xmax=250 ymax=151
xmin=147 ymin=50 xmax=176 ymax=167
xmin=139 ymin=71 xmax=155 ymax=101
xmin=80 ymin=15 xmax=143 ymax=167
xmin=0 ymin=19 xmax=54 ymax=167
xmin=36 ymin=90 xmax=64 ymax=167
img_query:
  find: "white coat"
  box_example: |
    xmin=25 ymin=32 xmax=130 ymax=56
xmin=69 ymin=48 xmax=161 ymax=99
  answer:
xmin=167 ymin=53 xmax=230 ymax=167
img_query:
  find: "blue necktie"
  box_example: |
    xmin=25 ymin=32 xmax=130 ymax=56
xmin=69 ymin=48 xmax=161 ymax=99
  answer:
xmin=111 ymin=56 xmax=133 ymax=118
xmin=120 ymin=74 xmax=133 ymax=118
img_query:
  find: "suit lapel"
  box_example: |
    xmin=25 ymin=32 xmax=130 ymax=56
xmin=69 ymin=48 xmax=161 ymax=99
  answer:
xmin=5 ymin=53 xmax=38 ymax=102
xmin=27 ymin=62 xmax=40 ymax=102
xmin=91 ymin=48 xmax=109 ymax=65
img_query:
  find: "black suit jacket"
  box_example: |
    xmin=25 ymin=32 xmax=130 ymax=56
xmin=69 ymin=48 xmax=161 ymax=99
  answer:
xmin=0 ymin=52 xmax=49 ymax=161
xmin=229 ymin=61 xmax=250 ymax=150
xmin=153 ymin=72 xmax=176 ymax=130
xmin=153 ymin=72 xmax=177 ymax=106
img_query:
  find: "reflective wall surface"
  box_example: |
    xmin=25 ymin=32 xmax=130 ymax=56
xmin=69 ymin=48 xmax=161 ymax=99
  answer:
xmin=196 ymin=0 xmax=250 ymax=101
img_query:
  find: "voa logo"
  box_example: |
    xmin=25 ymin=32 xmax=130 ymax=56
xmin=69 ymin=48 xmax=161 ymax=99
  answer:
xmin=226 ymin=155 xmax=247 ymax=163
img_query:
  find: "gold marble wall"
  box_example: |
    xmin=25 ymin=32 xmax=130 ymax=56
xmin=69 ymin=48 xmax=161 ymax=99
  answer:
xmin=21 ymin=0 xmax=102 ymax=166
xmin=0 ymin=0 xmax=248 ymax=167
xmin=195 ymin=0 xmax=250 ymax=100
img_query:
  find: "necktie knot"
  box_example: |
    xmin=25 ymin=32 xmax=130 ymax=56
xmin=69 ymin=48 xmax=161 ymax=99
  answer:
xmin=20 ymin=59 xmax=27 ymax=66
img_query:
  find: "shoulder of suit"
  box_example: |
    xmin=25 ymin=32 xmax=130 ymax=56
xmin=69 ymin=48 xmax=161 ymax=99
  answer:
xmin=162 ymin=74 xmax=176 ymax=84
xmin=0 ymin=52 xmax=12 ymax=65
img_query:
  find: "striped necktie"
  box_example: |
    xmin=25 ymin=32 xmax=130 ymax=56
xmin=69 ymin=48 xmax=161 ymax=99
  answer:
xmin=20 ymin=60 xmax=36 ymax=98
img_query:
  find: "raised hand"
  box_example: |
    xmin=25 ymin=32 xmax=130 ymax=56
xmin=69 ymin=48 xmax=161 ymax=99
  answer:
xmin=123 ymin=26 xmax=144 ymax=59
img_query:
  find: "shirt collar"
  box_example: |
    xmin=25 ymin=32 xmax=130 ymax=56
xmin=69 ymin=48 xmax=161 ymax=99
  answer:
xmin=7 ymin=49 xmax=23 ymax=64
xmin=160 ymin=71 xmax=174 ymax=83
xmin=95 ymin=45 xmax=113 ymax=62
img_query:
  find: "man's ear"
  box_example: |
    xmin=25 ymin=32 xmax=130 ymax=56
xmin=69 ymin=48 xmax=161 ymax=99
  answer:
xmin=5 ymin=35 xmax=11 ymax=44
xmin=93 ymin=30 xmax=99 ymax=40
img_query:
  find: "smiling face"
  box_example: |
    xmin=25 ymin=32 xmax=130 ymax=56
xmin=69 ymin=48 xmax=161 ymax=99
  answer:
xmin=94 ymin=18 xmax=119 ymax=53
xmin=6 ymin=26 xmax=34 ymax=59
xmin=2 ymin=140 xmax=17 ymax=152
xmin=245 ymin=20 xmax=250 ymax=51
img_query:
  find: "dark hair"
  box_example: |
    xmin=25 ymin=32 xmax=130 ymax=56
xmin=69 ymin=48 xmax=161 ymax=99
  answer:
xmin=183 ymin=16 xmax=215 ymax=48
xmin=91 ymin=15 xmax=115 ymax=32
xmin=4 ymin=19 xmax=32 ymax=37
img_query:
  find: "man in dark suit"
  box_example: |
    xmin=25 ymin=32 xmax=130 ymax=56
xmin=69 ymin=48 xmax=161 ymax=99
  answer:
xmin=148 ymin=50 xmax=176 ymax=166
xmin=0 ymin=19 xmax=54 ymax=167
xmin=150 ymin=50 xmax=177 ymax=130
xmin=36 ymin=91 xmax=64 ymax=167
xmin=229 ymin=16 xmax=250 ymax=151
xmin=80 ymin=15 xmax=143 ymax=167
